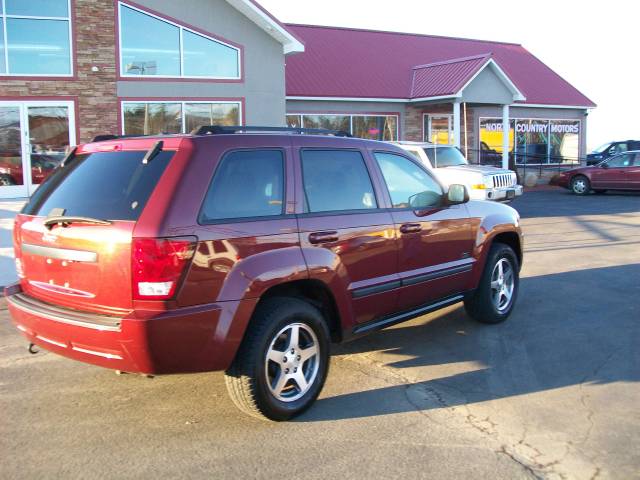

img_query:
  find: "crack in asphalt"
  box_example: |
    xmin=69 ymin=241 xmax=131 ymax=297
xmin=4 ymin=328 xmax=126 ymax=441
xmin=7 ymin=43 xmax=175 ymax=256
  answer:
xmin=336 ymin=349 xmax=611 ymax=480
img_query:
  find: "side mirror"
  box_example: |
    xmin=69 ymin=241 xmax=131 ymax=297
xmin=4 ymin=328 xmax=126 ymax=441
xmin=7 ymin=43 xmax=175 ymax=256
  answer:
xmin=447 ymin=184 xmax=469 ymax=205
xmin=600 ymin=162 xmax=609 ymax=169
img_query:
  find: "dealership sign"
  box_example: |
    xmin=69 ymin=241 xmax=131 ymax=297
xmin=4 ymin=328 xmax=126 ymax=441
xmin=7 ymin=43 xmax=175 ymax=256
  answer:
xmin=482 ymin=119 xmax=580 ymax=134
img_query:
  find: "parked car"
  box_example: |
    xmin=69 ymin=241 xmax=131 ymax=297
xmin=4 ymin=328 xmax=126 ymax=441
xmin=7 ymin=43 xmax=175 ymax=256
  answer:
xmin=553 ymin=151 xmax=640 ymax=194
xmin=395 ymin=142 xmax=523 ymax=202
xmin=5 ymin=126 xmax=523 ymax=421
xmin=586 ymin=140 xmax=640 ymax=166
xmin=0 ymin=155 xmax=58 ymax=186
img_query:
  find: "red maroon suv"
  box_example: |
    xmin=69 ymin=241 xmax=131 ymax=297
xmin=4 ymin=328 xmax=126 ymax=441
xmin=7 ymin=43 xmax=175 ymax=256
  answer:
xmin=5 ymin=126 xmax=523 ymax=421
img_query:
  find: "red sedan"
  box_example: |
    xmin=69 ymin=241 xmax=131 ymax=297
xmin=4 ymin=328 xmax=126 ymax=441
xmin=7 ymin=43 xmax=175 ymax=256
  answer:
xmin=555 ymin=151 xmax=640 ymax=195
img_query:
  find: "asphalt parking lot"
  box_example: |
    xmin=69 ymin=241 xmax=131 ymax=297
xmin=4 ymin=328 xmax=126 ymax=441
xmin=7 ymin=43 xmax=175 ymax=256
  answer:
xmin=1 ymin=189 xmax=639 ymax=480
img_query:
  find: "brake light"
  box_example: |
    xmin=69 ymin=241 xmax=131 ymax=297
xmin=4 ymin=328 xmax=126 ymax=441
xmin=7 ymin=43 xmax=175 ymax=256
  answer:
xmin=132 ymin=237 xmax=196 ymax=300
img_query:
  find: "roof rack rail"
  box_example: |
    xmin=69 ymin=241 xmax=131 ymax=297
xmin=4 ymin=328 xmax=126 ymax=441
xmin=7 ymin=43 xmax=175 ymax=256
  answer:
xmin=192 ymin=125 xmax=352 ymax=137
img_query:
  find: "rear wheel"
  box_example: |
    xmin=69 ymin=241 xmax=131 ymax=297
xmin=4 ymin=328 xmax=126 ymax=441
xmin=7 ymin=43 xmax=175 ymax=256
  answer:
xmin=225 ymin=297 xmax=330 ymax=421
xmin=571 ymin=175 xmax=590 ymax=195
xmin=464 ymin=243 xmax=519 ymax=324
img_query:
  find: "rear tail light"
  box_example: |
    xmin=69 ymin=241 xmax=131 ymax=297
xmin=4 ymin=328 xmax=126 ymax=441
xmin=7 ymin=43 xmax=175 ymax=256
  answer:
xmin=132 ymin=237 xmax=197 ymax=300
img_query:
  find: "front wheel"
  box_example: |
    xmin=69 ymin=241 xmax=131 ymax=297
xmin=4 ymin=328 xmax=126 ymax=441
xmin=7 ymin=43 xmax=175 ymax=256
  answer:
xmin=571 ymin=175 xmax=590 ymax=195
xmin=0 ymin=174 xmax=15 ymax=186
xmin=464 ymin=243 xmax=519 ymax=324
xmin=225 ymin=297 xmax=330 ymax=421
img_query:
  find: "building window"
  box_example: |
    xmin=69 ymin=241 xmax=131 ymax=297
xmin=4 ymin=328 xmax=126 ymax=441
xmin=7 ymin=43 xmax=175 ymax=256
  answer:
xmin=286 ymin=114 xmax=399 ymax=141
xmin=0 ymin=0 xmax=72 ymax=76
xmin=479 ymin=117 xmax=581 ymax=165
xmin=118 ymin=3 xmax=241 ymax=79
xmin=122 ymin=101 xmax=241 ymax=135
xmin=424 ymin=115 xmax=453 ymax=145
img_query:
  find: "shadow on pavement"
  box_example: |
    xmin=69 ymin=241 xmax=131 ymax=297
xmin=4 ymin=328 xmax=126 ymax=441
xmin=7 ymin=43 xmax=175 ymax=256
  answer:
xmin=298 ymin=264 xmax=640 ymax=422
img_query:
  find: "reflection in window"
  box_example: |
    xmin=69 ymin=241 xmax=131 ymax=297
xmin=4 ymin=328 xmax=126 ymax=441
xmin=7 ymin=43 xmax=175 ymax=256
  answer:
xmin=184 ymin=103 xmax=239 ymax=132
xmin=375 ymin=153 xmax=442 ymax=209
xmin=119 ymin=3 xmax=240 ymax=79
xmin=183 ymin=30 xmax=239 ymax=78
xmin=120 ymin=5 xmax=180 ymax=76
xmin=28 ymin=106 xmax=70 ymax=184
xmin=0 ymin=23 xmax=5 ymax=74
xmin=0 ymin=107 xmax=24 ymax=186
xmin=353 ymin=116 xmax=397 ymax=141
xmin=286 ymin=115 xmax=302 ymax=128
xmin=123 ymin=102 xmax=241 ymax=135
xmin=426 ymin=115 xmax=452 ymax=145
xmin=302 ymin=115 xmax=350 ymax=133
xmin=287 ymin=114 xmax=399 ymax=140
xmin=479 ymin=117 xmax=581 ymax=165
xmin=1 ymin=1 xmax=72 ymax=75
xmin=6 ymin=0 xmax=69 ymax=17
xmin=123 ymin=103 xmax=182 ymax=135
xmin=301 ymin=150 xmax=377 ymax=213
xmin=200 ymin=150 xmax=284 ymax=221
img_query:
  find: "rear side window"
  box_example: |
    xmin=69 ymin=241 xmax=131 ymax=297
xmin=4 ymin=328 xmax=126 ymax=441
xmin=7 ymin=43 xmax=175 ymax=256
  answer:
xmin=301 ymin=150 xmax=377 ymax=213
xmin=23 ymin=151 xmax=174 ymax=221
xmin=199 ymin=150 xmax=284 ymax=223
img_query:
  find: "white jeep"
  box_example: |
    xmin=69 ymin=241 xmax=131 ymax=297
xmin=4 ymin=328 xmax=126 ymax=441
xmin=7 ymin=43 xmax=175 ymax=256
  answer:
xmin=394 ymin=142 xmax=523 ymax=202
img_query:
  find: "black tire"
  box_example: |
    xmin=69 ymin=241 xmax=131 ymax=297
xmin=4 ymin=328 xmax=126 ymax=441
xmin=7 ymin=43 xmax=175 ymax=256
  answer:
xmin=594 ymin=189 xmax=607 ymax=194
xmin=571 ymin=175 xmax=591 ymax=195
xmin=464 ymin=243 xmax=519 ymax=324
xmin=0 ymin=174 xmax=15 ymax=186
xmin=225 ymin=297 xmax=330 ymax=421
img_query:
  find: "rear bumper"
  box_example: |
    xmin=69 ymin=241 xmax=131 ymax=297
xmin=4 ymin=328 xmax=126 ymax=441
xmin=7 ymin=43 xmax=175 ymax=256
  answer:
xmin=4 ymin=283 xmax=257 ymax=375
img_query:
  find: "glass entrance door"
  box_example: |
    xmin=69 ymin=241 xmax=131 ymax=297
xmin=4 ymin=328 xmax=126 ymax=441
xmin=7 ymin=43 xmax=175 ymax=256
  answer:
xmin=0 ymin=101 xmax=75 ymax=199
xmin=425 ymin=115 xmax=453 ymax=145
xmin=0 ymin=106 xmax=25 ymax=197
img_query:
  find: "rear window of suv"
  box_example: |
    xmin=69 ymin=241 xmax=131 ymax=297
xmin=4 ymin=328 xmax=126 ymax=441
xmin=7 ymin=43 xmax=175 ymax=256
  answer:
xmin=23 ymin=150 xmax=174 ymax=221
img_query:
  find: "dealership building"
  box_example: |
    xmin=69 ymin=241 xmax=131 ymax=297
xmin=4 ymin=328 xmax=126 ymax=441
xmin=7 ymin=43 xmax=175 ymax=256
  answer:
xmin=0 ymin=0 xmax=595 ymax=199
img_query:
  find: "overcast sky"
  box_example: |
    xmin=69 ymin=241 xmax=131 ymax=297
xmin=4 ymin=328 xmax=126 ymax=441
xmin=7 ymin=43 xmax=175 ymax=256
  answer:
xmin=260 ymin=0 xmax=638 ymax=150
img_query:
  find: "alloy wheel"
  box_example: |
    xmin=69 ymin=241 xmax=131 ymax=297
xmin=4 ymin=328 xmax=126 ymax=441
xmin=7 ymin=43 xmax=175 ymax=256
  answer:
xmin=264 ymin=323 xmax=320 ymax=402
xmin=490 ymin=258 xmax=515 ymax=313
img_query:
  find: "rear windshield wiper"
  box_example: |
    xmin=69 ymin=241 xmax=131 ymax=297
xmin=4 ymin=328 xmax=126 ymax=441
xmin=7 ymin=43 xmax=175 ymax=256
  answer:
xmin=142 ymin=141 xmax=163 ymax=164
xmin=44 ymin=216 xmax=112 ymax=230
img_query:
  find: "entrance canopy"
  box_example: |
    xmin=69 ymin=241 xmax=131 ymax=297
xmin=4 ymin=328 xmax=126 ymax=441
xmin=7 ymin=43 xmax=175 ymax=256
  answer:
xmin=410 ymin=54 xmax=525 ymax=104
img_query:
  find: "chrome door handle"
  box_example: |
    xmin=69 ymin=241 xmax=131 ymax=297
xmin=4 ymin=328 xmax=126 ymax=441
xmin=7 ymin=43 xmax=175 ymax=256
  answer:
xmin=400 ymin=223 xmax=422 ymax=234
xmin=309 ymin=231 xmax=339 ymax=244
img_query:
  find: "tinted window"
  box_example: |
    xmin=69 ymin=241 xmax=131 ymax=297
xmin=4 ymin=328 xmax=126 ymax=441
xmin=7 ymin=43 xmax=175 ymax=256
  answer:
xmin=24 ymin=151 xmax=173 ymax=220
xmin=200 ymin=150 xmax=284 ymax=222
xmin=301 ymin=150 xmax=377 ymax=213
xmin=375 ymin=152 xmax=443 ymax=209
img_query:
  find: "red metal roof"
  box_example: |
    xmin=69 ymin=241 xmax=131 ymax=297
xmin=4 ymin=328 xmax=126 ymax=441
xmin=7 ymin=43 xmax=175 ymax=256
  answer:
xmin=285 ymin=24 xmax=596 ymax=107
xmin=410 ymin=54 xmax=490 ymax=99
